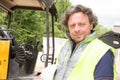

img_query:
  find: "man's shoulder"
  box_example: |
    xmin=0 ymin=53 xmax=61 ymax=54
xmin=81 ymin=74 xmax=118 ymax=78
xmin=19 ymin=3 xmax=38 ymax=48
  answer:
xmin=94 ymin=49 xmax=114 ymax=79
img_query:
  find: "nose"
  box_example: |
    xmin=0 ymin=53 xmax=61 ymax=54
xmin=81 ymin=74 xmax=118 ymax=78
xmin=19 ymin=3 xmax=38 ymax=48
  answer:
xmin=74 ymin=24 xmax=80 ymax=32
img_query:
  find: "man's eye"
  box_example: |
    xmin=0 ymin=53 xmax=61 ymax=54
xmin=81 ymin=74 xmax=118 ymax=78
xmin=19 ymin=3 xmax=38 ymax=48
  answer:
xmin=70 ymin=24 xmax=75 ymax=28
xmin=78 ymin=23 xmax=85 ymax=27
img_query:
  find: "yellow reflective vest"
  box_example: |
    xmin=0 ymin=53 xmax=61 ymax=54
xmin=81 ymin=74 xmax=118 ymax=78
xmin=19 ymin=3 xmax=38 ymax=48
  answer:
xmin=56 ymin=39 xmax=116 ymax=80
xmin=68 ymin=39 xmax=116 ymax=80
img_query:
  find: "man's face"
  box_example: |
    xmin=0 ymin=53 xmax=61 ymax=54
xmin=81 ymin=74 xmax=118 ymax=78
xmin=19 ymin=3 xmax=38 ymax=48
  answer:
xmin=68 ymin=12 xmax=93 ymax=44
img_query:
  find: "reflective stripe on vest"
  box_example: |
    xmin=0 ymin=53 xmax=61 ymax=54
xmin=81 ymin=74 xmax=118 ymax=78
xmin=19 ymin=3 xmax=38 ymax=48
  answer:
xmin=68 ymin=39 xmax=116 ymax=80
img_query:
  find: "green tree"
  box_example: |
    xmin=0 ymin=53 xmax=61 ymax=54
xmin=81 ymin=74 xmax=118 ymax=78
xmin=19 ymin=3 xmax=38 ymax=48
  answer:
xmin=0 ymin=11 xmax=8 ymax=27
xmin=10 ymin=10 xmax=46 ymax=50
xmin=54 ymin=0 xmax=71 ymax=38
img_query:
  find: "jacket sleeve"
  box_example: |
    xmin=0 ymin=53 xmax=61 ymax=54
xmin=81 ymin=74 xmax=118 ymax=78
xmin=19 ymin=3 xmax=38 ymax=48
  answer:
xmin=94 ymin=49 xmax=114 ymax=80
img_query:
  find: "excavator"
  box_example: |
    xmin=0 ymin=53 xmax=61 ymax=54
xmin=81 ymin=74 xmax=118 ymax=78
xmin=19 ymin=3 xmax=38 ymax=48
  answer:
xmin=0 ymin=0 xmax=57 ymax=79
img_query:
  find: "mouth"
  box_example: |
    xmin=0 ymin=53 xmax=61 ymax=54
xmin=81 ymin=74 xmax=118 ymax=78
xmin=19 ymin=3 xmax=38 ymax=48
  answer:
xmin=75 ymin=33 xmax=82 ymax=37
xmin=75 ymin=35 xmax=82 ymax=39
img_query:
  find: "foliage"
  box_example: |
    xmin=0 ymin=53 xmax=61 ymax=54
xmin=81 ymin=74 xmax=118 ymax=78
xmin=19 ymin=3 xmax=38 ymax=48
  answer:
xmin=0 ymin=0 xmax=71 ymax=51
xmin=10 ymin=10 xmax=46 ymax=50
xmin=0 ymin=11 xmax=8 ymax=27
xmin=94 ymin=24 xmax=112 ymax=37
xmin=54 ymin=0 xmax=71 ymax=38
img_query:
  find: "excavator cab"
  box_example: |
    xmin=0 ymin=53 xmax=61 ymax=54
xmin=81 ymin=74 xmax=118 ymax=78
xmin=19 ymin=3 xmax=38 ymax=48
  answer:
xmin=0 ymin=0 xmax=57 ymax=79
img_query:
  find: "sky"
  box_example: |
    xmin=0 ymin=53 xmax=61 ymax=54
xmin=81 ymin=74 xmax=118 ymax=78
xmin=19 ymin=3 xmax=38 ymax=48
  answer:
xmin=69 ymin=0 xmax=120 ymax=28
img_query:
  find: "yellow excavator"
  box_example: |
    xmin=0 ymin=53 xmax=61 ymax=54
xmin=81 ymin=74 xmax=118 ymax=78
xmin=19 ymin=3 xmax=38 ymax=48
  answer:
xmin=0 ymin=0 xmax=57 ymax=79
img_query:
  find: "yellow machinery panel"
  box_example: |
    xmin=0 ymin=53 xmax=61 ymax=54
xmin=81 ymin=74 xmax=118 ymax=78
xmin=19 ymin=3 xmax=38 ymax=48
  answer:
xmin=0 ymin=40 xmax=10 ymax=79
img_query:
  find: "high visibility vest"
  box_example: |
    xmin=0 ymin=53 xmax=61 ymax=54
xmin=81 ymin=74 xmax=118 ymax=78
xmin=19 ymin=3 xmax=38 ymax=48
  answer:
xmin=68 ymin=39 xmax=116 ymax=80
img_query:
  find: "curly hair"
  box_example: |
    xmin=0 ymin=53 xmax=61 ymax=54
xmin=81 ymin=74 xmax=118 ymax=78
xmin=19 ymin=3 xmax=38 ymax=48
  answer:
xmin=61 ymin=4 xmax=98 ymax=29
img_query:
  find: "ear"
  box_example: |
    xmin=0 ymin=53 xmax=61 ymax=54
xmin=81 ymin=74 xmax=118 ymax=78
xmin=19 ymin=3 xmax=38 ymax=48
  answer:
xmin=90 ymin=24 xmax=93 ymax=30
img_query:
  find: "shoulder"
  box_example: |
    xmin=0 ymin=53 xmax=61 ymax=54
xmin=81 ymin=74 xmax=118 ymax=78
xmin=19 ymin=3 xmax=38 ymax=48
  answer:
xmin=94 ymin=49 xmax=114 ymax=80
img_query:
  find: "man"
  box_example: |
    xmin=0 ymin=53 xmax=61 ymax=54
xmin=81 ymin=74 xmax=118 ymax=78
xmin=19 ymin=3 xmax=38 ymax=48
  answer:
xmin=41 ymin=4 xmax=116 ymax=80
xmin=54 ymin=4 xmax=116 ymax=80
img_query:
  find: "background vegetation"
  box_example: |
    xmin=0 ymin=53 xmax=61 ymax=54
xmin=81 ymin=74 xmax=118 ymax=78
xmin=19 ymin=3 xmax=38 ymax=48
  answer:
xmin=0 ymin=0 xmax=71 ymax=51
